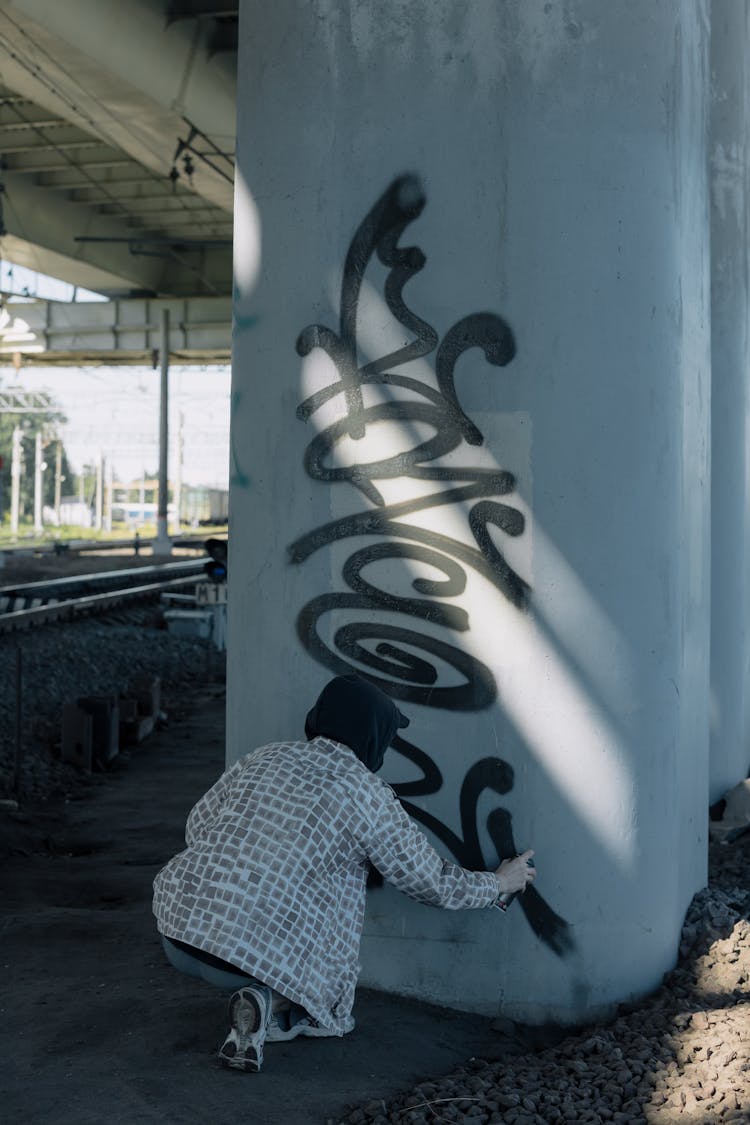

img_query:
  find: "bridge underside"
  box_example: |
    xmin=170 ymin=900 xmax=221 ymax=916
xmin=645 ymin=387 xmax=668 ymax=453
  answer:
xmin=0 ymin=0 xmax=237 ymax=301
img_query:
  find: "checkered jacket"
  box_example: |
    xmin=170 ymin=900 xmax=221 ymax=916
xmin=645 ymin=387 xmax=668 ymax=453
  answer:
xmin=152 ymin=737 xmax=500 ymax=1033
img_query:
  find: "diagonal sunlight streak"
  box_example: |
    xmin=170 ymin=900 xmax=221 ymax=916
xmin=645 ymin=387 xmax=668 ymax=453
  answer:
xmin=298 ymin=273 xmax=637 ymax=872
xmin=398 ymin=491 xmax=637 ymax=872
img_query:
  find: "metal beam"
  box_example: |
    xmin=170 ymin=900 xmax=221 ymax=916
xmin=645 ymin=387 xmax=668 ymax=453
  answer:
xmin=3 ymin=153 xmax=134 ymax=173
xmin=124 ymin=217 xmax=233 ymax=233
xmin=68 ymin=185 xmax=199 ymax=204
xmin=0 ymin=390 xmax=56 ymax=413
xmin=9 ymin=348 xmax=231 ymax=366
xmin=97 ymin=199 xmax=228 ymax=217
xmin=0 ymin=116 xmax=68 ymax=131
xmin=2 ymin=138 xmax=112 ymax=156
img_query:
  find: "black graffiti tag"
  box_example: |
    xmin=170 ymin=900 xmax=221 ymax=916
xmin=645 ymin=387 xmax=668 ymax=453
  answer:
xmin=291 ymin=175 xmax=528 ymax=707
xmin=291 ymin=174 xmax=573 ymax=956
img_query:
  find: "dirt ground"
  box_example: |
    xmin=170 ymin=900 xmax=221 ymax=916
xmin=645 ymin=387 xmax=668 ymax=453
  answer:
xmin=0 ymin=685 xmax=526 ymax=1125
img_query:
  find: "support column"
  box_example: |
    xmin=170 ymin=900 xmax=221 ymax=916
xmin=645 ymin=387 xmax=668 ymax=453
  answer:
xmin=54 ymin=440 xmax=62 ymax=526
xmin=230 ymin=0 xmax=711 ymax=1024
xmin=33 ymin=431 xmax=43 ymax=534
xmin=10 ymin=425 xmax=21 ymax=537
xmin=709 ymin=1 xmax=750 ymax=800
xmin=104 ymin=458 xmax=113 ymax=534
xmin=173 ymin=409 xmax=184 ymax=537
xmin=155 ymin=307 xmax=172 ymax=555
xmin=95 ymin=452 xmax=103 ymax=532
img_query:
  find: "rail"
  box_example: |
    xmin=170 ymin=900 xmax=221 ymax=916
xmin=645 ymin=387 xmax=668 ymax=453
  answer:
xmin=0 ymin=563 xmax=209 ymax=634
xmin=0 ymin=559 xmax=206 ymax=610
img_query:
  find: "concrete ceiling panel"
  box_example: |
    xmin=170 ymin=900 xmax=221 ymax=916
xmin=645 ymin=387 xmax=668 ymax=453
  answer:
xmin=0 ymin=0 xmax=237 ymax=297
xmin=0 ymin=232 xmax=144 ymax=295
xmin=0 ymin=0 xmax=236 ymax=211
xmin=2 ymin=170 xmax=164 ymax=290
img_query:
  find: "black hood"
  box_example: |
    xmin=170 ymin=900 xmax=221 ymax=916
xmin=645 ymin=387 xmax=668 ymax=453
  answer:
xmin=304 ymin=675 xmax=410 ymax=773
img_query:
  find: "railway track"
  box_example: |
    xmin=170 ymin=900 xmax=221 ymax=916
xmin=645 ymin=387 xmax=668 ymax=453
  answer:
xmin=0 ymin=560 xmax=208 ymax=634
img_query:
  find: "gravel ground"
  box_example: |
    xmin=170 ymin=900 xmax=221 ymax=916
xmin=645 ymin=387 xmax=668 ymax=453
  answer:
xmin=0 ymin=607 xmax=224 ymax=803
xmin=338 ymin=847 xmax=750 ymax=1125
xmin=1 ymin=564 xmax=747 ymax=1125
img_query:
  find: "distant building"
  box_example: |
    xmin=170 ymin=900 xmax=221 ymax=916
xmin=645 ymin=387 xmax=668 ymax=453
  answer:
xmin=46 ymin=499 xmax=92 ymax=527
xmin=180 ymin=487 xmax=229 ymax=526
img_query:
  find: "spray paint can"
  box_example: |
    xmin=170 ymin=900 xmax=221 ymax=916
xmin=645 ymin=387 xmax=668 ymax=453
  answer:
xmin=495 ymin=855 xmax=535 ymax=912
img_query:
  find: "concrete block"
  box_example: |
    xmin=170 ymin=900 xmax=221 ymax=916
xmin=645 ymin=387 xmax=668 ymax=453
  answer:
xmin=130 ymin=674 xmax=161 ymax=718
xmin=120 ymin=713 xmax=155 ymax=747
xmin=77 ymin=695 xmax=119 ymax=767
xmin=164 ymin=608 xmax=213 ymax=640
xmin=118 ymin=695 xmax=139 ymax=723
xmin=61 ymin=703 xmax=93 ymax=772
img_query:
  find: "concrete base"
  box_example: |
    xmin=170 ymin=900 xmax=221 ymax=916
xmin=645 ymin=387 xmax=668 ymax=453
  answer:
xmin=153 ymin=518 xmax=172 ymax=557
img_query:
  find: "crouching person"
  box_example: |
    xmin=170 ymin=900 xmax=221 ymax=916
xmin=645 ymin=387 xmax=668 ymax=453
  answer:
xmin=152 ymin=674 xmax=536 ymax=1072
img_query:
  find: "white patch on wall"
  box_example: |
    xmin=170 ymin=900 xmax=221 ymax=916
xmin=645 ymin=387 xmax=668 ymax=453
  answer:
xmin=711 ymin=142 xmax=744 ymax=226
xmin=233 ymin=170 xmax=262 ymax=298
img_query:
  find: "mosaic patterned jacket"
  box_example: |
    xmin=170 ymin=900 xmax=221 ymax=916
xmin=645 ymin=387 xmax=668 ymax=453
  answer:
xmin=152 ymin=736 xmax=501 ymax=1033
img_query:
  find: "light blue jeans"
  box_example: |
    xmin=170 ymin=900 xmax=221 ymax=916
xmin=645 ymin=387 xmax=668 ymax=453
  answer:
xmin=160 ymin=935 xmax=261 ymax=991
xmin=160 ymin=935 xmax=290 ymax=1015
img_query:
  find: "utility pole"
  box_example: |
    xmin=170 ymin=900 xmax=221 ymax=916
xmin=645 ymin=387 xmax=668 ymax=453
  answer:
xmin=104 ymin=458 xmax=113 ymax=533
xmin=155 ymin=307 xmax=172 ymax=555
xmin=95 ymin=452 xmax=103 ymax=531
xmin=173 ymin=409 xmax=184 ymax=537
xmin=54 ymin=440 xmax=63 ymax=526
xmin=10 ymin=426 xmax=21 ymax=537
xmin=33 ymin=431 xmax=43 ymax=534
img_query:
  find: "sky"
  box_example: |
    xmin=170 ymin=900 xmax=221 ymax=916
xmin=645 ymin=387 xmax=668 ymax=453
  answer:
xmin=0 ymin=260 xmax=231 ymax=491
xmin=0 ymin=363 xmax=231 ymax=489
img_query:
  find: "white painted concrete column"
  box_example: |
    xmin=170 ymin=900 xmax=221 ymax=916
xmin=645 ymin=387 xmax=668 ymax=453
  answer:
xmin=10 ymin=425 xmax=21 ymax=537
xmin=155 ymin=308 xmax=173 ymax=556
xmin=94 ymin=452 xmax=103 ymax=532
xmin=33 ymin=431 xmax=43 ymax=533
xmin=230 ymin=0 xmax=711 ymax=1024
xmin=709 ymin=1 xmax=750 ymax=802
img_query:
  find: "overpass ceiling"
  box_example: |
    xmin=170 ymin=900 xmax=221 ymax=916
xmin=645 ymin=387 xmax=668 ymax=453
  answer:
xmin=0 ymin=0 xmax=237 ymax=298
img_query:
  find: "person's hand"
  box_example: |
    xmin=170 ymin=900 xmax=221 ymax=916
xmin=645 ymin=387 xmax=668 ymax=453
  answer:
xmin=494 ymin=849 xmax=536 ymax=895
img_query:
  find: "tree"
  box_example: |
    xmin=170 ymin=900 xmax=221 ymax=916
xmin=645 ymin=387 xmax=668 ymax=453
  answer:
xmin=0 ymin=386 xmax=76 ymax=523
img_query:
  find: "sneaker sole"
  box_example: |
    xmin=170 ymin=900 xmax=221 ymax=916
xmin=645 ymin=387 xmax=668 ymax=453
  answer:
xmin=218 ymin=1048 xmax=261 ymax=1073
xmin=218 ymin=989 xmax=266 ymax=1072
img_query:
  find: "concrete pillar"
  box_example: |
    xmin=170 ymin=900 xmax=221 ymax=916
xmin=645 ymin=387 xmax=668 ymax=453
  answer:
xmin=230 ymin=0 xmax=711 ymax=1024
xmin=94 ymin=452 xmax=103 ymax=532
xmin=33 ymin=431 xmax=43 ymax=533
xmin=54 ymin=440 xmax=63 ymax=526
xmin=155 ymin=308 xmax=172 ymax=555
xmin=10 ymin=425 xmax=21 ymax=537
xmin=173 ymin=410 xmax=184 ymax=536
xmin=104 ymin=457 xmax=113 ymax=533
xmin=709 ymin=1 xmax=750 ymax=802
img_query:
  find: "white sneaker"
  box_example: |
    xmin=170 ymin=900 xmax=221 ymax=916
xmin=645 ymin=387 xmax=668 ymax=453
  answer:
xmin=218 ymin=984 xmax=272 ymax=1072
